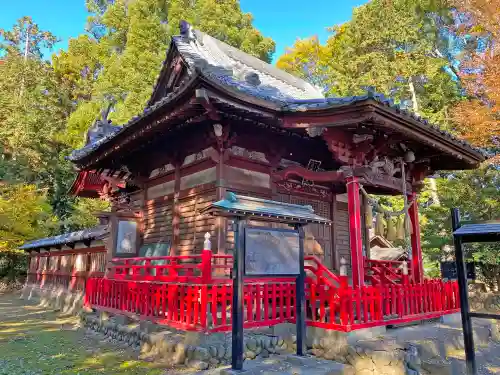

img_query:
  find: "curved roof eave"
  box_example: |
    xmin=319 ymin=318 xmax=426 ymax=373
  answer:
xmin=69 ymin=73 xmax=203 ymax=165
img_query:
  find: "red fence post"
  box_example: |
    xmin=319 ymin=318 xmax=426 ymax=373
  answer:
xmin=402 ymin=261 xmax=410 ymax=286
xmin=201 ymin=233 xmax=213 ymax=284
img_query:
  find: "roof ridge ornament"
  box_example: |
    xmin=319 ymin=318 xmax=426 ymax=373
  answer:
xmin=85 ymin=102 xmax=118 ymax=146
xmin=179 ymin=20 xmax=196 ymax=40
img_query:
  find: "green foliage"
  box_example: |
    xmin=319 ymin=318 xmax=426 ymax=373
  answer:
xmin=277 ymin=0 xmax=460 ymax=127
xmin=0 ymin=16 xmax=58 ymax=59
xmin=0 ymin=17 xmax=106 ymax=246
xmin=0 ymin=185 xmax=56 ymax=252
xmin=59 ymin=0 xmax=275 ymax=148
xmin=421 ymin=166 xmax=500 ymax=286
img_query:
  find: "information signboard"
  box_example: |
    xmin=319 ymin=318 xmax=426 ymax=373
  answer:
xmin=440 ymin=261 xmax=476 ymax=280
xmin=244 ymin=227 xmax=300 ymax=276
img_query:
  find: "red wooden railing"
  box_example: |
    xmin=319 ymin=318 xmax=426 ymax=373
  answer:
xmin=306 ymin=279 xmax=459 ymax=331
xmin=107 ymin=251 xmax=233 ymax=284
xmin=85 ymin=252 xmax=460 ymax=333
xmin=364 ymin=258 xmax=412 ymax=285
xmin=26 ymin=247 xmax=107 ymax=292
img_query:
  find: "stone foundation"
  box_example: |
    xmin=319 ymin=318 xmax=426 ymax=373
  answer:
xmin=20 ymin=284 xmax=84 ymax=314
xmin=79 ymin=313 xmax=437 ymax=375
xmin=80 ymin=312 xmax=295 ymax=371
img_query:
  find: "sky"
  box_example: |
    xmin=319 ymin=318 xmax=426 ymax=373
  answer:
xmin=0 ymin=0 xmax=367 ymax=62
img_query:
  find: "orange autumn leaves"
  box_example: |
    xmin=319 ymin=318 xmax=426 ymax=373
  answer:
xmin=451 ymin=0 xmax=500 ymax=155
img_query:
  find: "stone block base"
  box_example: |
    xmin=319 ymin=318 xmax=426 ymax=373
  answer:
xmin=440 ymin=312 xmax=461 ymax=324
xmin=20 ymin=284 xmax=84 ymax=314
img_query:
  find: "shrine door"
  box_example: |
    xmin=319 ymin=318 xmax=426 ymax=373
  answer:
xmin=274 ymin=193 xmax=333 ymax=269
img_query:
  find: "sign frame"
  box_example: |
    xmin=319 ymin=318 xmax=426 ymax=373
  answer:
xmin=231 ymin=220 xmax=306 ymax=371
xmin=243 ymin=226 xmax=301 ymax=277
xmin=111 ymin=212 xmax=142 ymax=258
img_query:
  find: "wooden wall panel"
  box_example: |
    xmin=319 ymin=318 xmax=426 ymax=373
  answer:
xmin=143 ymin=200 xmax=173 ymax=244
xmin=225 ymin=166 xmax=270 ymax=189
xmin=274 ymin=193 xmax=332 ymax=266
xmin=334 ymin=202 xmax=351 ymax=274
xmin=177 ymin=190 xmax=217 ymax=255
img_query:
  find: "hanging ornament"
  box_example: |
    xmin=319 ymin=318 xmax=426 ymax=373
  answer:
xmin=405 ymin=213 xmax=413 ymax=236
xmin=396 ymin=215 xmax=405 ymax=240
xmin=375 ymin=213 xmax=385 ymax=236
xmin=365 ymin=202 xmax=373 ymax=229
xmin=386 ymin=216 xmax=396 ymax=241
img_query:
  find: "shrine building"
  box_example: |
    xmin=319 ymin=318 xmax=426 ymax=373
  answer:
xmin=21 ymin=21 xmax=485 ymax=333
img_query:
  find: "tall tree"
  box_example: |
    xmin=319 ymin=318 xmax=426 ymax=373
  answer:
xmin=421 ymin=166 xmax=500 ymax=288
xmin=0 ymin=17 xmax=106 ymax=234
xmin=449 ymin=0 xmax=500 ymax=156
xmin=60 ymin=0 xmax=275 ymax=148
xmin=277 ymin=0 xmax=460 ymax=127
xmin=0 ymin=16 xmax=58 ymax=59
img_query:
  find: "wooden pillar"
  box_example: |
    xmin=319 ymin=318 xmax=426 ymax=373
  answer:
xmin=361 ymin=194 xmax=371 ymax=260
xmin=171 ymin=162 xmax=181 ymax=256
xmin=346 ymin=176 xmax=364 ymax=287
xmin=409 ymin=192 xmax=423 ymax=283
xmin=330 ymin=195 xmax=338 ymax=270
xmin=215 ymin=148 xmax=227 ymax=255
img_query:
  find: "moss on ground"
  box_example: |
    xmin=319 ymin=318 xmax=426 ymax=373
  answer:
xmin=0 ymin=293 xmax=176 ymax=375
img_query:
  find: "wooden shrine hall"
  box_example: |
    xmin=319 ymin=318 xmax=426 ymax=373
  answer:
xmin=22 ymin=21 xmax=485 ymax=332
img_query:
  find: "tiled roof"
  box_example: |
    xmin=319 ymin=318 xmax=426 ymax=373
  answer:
xmin=202 ymin=192 xmax=331 ymax=224
xmin=68 ymin=26 xmax=486 ymax=163
xmin=370 ymin=246 xmax=407 ymax=261
xmin=67 ymin=87 xmax=187 ymax=161
xmin=172 ymin=30 xmax=324 ymax=103
xmin=284 ymin=92 xmax=487 ymax=158
xmin=20 ymin=225 xmax=109 ymax=250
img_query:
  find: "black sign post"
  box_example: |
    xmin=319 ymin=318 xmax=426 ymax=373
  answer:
xmin=231 ymin=219 xmax=245 ymax=371
xmin=440 ymin=261 xmax=476 ymax=280
xmin=203 ymin=193 xmax=331 ymax=373
xmin=451 ymin=209 xmax=476 ymax=375
xmin=231 ymin=223 xmax=306 ymax=371
xmin=295 ymin=224 xmax=306 ymax=356
xmin=451 ymin=208 xmax=500 ymax=375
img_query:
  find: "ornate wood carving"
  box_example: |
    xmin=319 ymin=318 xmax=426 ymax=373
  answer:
xmin=273 ymin=165 xmax=344 ymax=183
xmin=273 ymin=163 xmax=412 ymax=193
xmin=322 ymin=128 xmax=360 ymax=165
xmin=275 ymin=180 xmax=332 ymax=200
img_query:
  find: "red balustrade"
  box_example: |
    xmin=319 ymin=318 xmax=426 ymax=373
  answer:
xmin=26 ymin=247 xmax=107 ymax=292
xmin=85 ymin=278 xmax=297 ymax=332
xmin=364 ymin=258 xmax=411 ymax=285
xmin=307 ymin=279 xmax=459 ymax=331
xmin=85 ymin=253 xmax=460 ymax=333
xmin=107 ymin=252 xmax=233 ymax=284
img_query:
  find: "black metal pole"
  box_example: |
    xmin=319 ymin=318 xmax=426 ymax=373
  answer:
xmin=232 ymin=219 xmax=245 ymax=371
xmin=295 ymin=224 xmax=306 ymax=356
xmin=451 ymin=208 xmax=476 ymax=375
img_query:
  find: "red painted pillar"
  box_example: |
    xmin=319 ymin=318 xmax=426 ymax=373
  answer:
xmin=346 ymin=176 xmax=364 ymax=288
xmin=409 ymin=193 xmax=423 ymax=284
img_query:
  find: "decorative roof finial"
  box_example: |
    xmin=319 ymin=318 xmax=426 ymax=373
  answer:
xmin=85 ymin=101 xmax=118 ymax=146
xmin=179 ymin=20 xmax=195 ymax=40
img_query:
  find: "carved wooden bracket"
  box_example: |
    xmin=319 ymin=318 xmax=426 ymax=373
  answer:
xmin=272 ymin=164 xmax=412 ymax=193
xmin=272 ymin=165 xmax=344 ymax=183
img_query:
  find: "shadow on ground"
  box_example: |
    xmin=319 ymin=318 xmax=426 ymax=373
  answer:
xmin=0 ymin=293 xmax=186 ymax=375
